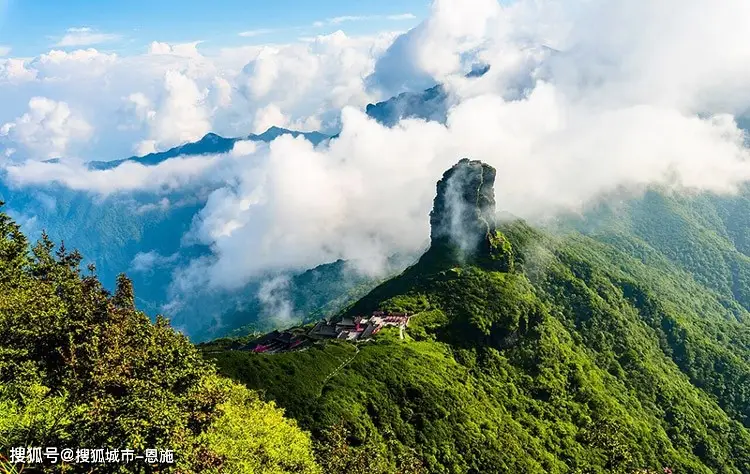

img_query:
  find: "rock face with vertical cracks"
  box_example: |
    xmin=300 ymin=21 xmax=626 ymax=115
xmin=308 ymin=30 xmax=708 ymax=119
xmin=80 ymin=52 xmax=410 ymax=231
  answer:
xmin=428 ymin=158 xmax=512 ymax=271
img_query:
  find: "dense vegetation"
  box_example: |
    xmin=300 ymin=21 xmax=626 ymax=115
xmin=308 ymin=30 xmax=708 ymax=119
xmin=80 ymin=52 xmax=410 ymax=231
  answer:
xmin=0 ymin=208 xmax=320 ymax=473
xmin=203 ymin=187 xmax=750 ymax=474
xmin=8 ymin=149 xmax=750 ymax=473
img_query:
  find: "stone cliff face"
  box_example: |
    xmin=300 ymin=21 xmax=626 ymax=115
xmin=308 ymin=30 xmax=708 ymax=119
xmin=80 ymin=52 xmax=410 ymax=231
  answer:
xmin=427 ymin=158 xmax=512 ymax=270
xmin=430 ymin=158 xmax=497 ymax=253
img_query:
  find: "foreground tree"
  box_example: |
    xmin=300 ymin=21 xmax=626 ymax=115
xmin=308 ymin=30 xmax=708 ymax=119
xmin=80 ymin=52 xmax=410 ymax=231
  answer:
xmin=0 ymin=207 xmax=320 ymax=473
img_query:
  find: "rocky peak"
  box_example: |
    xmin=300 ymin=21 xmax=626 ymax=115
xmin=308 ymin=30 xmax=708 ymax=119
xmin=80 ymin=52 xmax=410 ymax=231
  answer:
xmin=430 ymin=158 xmax=497 ymax=256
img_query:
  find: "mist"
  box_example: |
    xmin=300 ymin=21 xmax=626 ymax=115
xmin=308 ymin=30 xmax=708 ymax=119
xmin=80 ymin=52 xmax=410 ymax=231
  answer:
xmin=257 ymin=276 xmax=298 ymax=327
xmin=4 ymin=0 xmax=750 ymax=323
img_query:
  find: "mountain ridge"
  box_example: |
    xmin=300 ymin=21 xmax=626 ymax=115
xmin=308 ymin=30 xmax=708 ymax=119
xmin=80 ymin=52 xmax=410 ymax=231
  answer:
xmin=88 ymin=126 xmax=331 ymax=170
xmin=0 ymin=79 xmax=472 ymax=343
xmin=203 ymin=159 xmax=750 ymax=473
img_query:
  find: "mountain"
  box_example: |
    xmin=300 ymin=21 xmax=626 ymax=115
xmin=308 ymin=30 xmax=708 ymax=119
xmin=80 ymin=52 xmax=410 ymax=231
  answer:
xmin=88 ymin=127 xmax=331 ymax=170
xmin=202 ymin=159 xmax=750 ymax=473
xmin=366 ymin=85 xmax=449 ymax=127
xmin=0 ymin=126 xmax=351 ymax=342
xmin=1 ymin=74 xmax=480 ymax=343
xmin=365 ymin=65 xmax=489 ymax=127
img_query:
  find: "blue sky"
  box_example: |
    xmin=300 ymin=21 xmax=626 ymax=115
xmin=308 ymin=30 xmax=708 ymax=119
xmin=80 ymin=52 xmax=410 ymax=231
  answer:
xmin=0 ymin=0 xmax=428 ymax=56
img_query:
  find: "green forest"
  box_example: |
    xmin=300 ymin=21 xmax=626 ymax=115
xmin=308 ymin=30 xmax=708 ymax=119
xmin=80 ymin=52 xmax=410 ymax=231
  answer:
xmin=202 ymin=176 xmax=750 ymax=472
xmin=0 ymin=207 xmax=320 ymax=473
xmin=7 ymin=160 xmax=750 ymax=473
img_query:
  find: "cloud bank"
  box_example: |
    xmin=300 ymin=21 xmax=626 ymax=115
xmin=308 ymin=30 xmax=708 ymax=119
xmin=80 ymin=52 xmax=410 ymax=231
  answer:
xmin=4 ymin=0 xmax=750 ymax=320
xmin=0 ymin=31 xmax=394 ymax=160
xmin=54 ymin=27 xmax=121 ymax=47
xmin=1 ymin=97 xmax=91 ymax=159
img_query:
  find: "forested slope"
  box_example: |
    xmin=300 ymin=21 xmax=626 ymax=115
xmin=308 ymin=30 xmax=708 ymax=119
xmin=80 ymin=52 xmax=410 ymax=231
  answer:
xmin=0 ymin=208 xmax=320 ymax=473
xmin=205 ymin=161 xmax=750 ymax=473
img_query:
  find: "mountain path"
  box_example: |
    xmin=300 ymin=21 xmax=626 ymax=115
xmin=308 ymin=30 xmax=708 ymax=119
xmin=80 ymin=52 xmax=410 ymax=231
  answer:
xmin=317 ymin=344 xmax=360 ymax=399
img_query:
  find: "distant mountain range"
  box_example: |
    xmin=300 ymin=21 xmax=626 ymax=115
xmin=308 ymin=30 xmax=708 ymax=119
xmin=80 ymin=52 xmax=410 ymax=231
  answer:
xmin=88 ymin=127 xmax=331 ymax=170
xmin=364 ymin=64 xmax=489 ymax=127
xmin=90 ymin=63 xmax=487 ymax=172
xmin=0 ymin=75 xmax=481 ymax=341
xmin=365 ymin=84 xmax=449 ymax=127
xmin=0 ymin=125 xmax=340 ymax=341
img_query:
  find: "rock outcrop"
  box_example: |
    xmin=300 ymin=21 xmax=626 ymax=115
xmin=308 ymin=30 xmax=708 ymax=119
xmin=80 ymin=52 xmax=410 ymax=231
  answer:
xmin=428 ymin=158 xmax=512 ymax=270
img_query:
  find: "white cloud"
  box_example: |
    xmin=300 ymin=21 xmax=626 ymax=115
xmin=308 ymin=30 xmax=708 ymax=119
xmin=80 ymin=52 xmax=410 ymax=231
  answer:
xmin=231 ymin=140 xmax=257 ymax=156
xmin=253 ymin=104 xmax=287 ymax=133
xmin=116 ymin=92 xmax=155 ymax=135
xmin=147 ymin=41 xmax=202 ymax=58
xmin=0 ymin=58 xmax=36 ymax=83
xmin=171 ymin=97 xmax=750 ymax=292
xmin=0 ymin=97 xmax=91 ymax=159
xmin=0 ymin=32 xmax=389 ymax=159
xmin=257 ymin=276 xmax=297 ymax=325
xmin=134 ymin=70 xmax=211 ymax=151
xmin=0 ymin=46 xmax=11 ymax=56
xmin=317 ymin=13 xmax=418 ymax=26
xmin=368 ymin=0 xmax=502 ymax=95
xmin=6 ymin=0 xmax=750 ymax=308
xmin=34 ymin=48 xmax=118 ymax=79
xmin=210 ymin=76 xmax=232 ymax=109
xmin=239 ymin=29 xmax=278 ymax=38
xmin=126 ymin=92 xmax=155 ymax=122
xmin=386 ymin=14 xmax=417 ymax=21
xmin=5 ymin=151 xmax=225 ymax=193
xmin=38 ymin=48 xmax=117 ymax=64
xmin=148 ymin=41 xmax=173 ymax=55
xmin=237 ymin=30 xmax=394 ymax=131
xmin=131 ymin=250 xmax=179 ymax=273
xmin=327 ymin=16 xmax=368 ymax=25
xmin=136 ymin=197 xmax=171 ymax=213
xmin=54 ymin=27 xmax=121 ymax=47
xmin=135 ymin=139 xmax=157 ymax=155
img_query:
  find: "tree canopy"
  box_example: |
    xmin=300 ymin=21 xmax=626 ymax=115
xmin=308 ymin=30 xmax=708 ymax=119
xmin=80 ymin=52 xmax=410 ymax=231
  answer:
xmin=0 ymin=208 xmax=320 ymax=473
